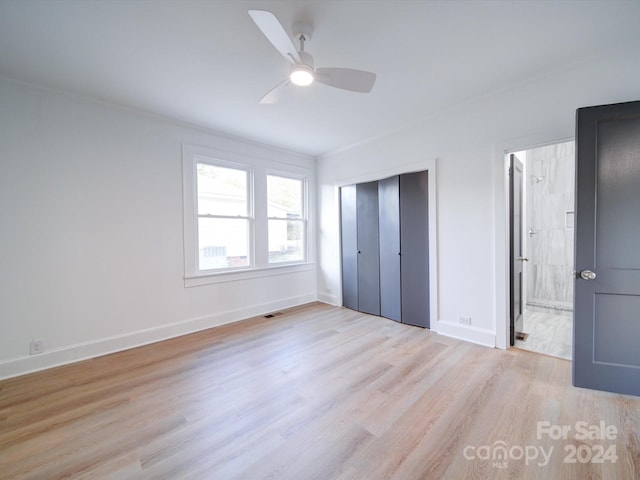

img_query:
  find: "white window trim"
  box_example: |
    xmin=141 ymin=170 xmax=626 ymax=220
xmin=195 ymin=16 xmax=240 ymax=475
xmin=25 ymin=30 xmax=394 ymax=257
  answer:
xmin=182 ymin=143 xmax=313 ymax=287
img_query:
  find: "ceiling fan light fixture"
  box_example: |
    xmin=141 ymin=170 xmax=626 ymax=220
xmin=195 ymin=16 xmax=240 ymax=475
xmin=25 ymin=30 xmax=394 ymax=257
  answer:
xmin=290 ymin=64 xmax=314 ymax=86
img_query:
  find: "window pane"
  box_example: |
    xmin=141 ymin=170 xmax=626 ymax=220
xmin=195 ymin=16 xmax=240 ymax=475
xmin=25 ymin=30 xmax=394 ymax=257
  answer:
xmin=267 ymin=175 xmax=302 ymax=218
xmin=198 ymin=217 xmax=249 ymax=270
xmin=268 ymin=219 xmax=304 ymax=263
xmin=197 ymin=163 xmax=247 ymax=216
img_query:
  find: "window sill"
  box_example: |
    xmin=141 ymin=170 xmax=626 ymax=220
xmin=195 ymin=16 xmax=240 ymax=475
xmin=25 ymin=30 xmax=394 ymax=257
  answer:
xmin=184 ymin=262 xmax=314 ymax=287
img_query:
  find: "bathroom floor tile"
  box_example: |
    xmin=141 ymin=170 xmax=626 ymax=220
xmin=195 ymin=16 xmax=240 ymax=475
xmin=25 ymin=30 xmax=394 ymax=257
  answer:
xmin=515 ymin=308 xmax=572 ymax=360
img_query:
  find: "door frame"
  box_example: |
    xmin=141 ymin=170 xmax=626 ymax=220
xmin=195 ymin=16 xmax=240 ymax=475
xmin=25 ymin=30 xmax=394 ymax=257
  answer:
xmin=509 ymin=153 xmax=525 ymax=346
xmin=496 ymin=136 xmax=574 ymax=350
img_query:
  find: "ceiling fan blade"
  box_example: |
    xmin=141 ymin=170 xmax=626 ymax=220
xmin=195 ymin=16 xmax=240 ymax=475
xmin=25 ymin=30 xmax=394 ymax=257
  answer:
xmin=315 ymin=68 xmax=376 ymax=93
xmin=249 ymin=10 xmax=301 ymax=64
xmin=259 ymin=79 xmax=291 ymax=104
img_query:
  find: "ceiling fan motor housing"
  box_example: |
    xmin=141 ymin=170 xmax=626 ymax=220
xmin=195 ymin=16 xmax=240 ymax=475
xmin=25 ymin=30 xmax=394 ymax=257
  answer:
xmin=297 ymin=50 xmax=314 ymax=70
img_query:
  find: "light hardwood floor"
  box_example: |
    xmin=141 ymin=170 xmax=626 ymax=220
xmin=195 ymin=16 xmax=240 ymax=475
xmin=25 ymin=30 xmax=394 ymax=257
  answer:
xmin=1 ymin=303 xmax=639 ymax=479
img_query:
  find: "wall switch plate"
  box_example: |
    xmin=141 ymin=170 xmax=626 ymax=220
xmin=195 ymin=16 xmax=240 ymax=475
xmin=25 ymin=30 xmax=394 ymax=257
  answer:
xmin=458 ymin=316 xmax=472 ymax=325
xmin=29 ymin=339 xmax=44 ymax=355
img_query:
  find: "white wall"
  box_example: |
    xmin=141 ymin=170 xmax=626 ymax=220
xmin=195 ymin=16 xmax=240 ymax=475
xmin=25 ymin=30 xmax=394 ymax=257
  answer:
xmin=317 ymin=42 xmax=640 ymax=349
xmin=0 ymin=78 xmax=317 ymax=379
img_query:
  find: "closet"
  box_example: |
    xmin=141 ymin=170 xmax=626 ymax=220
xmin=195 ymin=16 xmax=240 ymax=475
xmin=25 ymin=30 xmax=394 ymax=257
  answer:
xmin=340 ymin=170 xmax=429 ymax=328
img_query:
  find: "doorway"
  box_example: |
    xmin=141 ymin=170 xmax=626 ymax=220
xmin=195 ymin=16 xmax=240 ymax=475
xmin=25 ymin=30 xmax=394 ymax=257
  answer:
xmin=509 ymin=140 xmax=575 ymax=360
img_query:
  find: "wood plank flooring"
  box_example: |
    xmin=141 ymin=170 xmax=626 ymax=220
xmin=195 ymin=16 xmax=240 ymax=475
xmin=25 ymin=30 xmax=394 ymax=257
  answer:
xmin=1 ymin=302 xmax=639 ymax=479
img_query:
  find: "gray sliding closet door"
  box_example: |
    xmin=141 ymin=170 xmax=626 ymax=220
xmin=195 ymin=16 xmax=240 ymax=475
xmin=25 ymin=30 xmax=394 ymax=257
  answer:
xmin=340 ymin=185 xmax=358 ymax=311
xmin=356 ymin=181 xmax=381 ymax=315
xmin=400 ymin=171 xmax=429 ymax=328
xmin=378 ymin=176 xmax=401 ymax=322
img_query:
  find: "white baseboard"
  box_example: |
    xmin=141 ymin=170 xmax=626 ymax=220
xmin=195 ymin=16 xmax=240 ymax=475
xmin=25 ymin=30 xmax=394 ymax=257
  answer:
xmin=317 ymin=292 xmax=338 ymax=305
xmin=434 ymin=320 xmax=496 ymax=348
xmin=0 ymin=293 xmax=317 ymax=380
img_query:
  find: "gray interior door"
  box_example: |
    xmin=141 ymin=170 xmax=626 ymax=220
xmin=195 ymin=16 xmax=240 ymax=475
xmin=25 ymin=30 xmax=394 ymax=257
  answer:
xmin=510 ymin=154 xmax=525 ymax=345
xmin=378 ymin=176 xmax=401 ymax=322
xmin=574 ymin=100 xmax=640 ymax=396
xmin=400 ymin=171 xmax=429 ymax=328
xmin=340 ymin=185 xmax=358 ymax=311
xmin=356 ymin=181 xmax=381 ymax=315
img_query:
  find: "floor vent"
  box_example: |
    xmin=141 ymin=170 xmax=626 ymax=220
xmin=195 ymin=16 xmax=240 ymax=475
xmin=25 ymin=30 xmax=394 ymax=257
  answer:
xmin=515 ymin=332 xmax=529 ymax=342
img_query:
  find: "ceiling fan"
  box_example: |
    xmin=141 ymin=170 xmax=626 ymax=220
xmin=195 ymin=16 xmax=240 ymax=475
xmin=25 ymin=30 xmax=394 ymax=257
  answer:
xmin=248 ymin=10 xmax=376 ymax=104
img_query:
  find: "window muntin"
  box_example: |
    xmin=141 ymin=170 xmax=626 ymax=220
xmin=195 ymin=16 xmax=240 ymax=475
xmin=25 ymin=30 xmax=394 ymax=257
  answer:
xmin=267 ymin=174 xmax=305 ymax=264
xmin=196 ymin=162 xmax=251 ymax=270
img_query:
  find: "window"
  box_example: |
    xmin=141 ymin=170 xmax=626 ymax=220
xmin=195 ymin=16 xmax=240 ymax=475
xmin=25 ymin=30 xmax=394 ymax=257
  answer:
xmin=196 ymin=162 xmax=251 ymax=270
xmin=182 ymin=143 xmax=312 ymax=286
xmin=267 ymin=174 xmax=305 ymax=263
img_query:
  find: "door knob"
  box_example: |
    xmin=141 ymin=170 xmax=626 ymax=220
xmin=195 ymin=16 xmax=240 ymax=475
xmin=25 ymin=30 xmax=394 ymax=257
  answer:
xmin=517 ymin=257 xmax=529 ymax=262
xmin=580 ymin=270 xmax=597 ymax=280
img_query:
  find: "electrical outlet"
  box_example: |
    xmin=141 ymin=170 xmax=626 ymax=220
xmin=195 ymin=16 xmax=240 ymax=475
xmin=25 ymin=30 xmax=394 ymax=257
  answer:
xmin=29 ymin=339 xmax=44 ymax=355
xmin=458 ymin=316 xmax=472 ymax=325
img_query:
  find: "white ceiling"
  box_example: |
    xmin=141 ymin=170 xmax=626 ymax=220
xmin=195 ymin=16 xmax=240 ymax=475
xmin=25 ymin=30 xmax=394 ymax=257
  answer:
xmin=1 ymin=0 xmax=639 ymax=156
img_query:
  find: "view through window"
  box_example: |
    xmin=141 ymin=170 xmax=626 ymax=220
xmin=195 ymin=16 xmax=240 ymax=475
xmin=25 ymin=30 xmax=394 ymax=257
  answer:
xmin=196 ymin=163 xmax=251 ymax=270
xmin=267 ymin=174 xmax=305 ymax=263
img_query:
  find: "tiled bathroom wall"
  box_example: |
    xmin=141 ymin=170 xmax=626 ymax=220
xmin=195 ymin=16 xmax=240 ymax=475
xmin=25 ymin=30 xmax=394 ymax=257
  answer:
xmin=525 ymin=141 xmax=575 ymax=310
